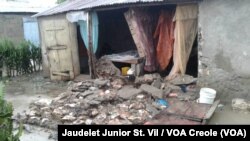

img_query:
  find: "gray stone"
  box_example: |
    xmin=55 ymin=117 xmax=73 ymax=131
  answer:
xmin=62 ymin=115 xmax=76 ymax=121
xmin=140 ymin=84 xmax=163 ymax=98
xmin=232 ymin=98 xmax=250 ymax=112
xmin=169 ymin=74 xmax=197 ymax=85
xmin=87 ymin=99 xmax=101 ymax=105
xmin=48 ymin=132 xmax=57 ymax=140
xmin=152 ymin=73 xmax=161 ymax=80
xmin=33 ymin=98 xmax=51 ymax=107
xmin=136 ymin=94 xmax=145 ymax=99
xmin=29 ymin=116 xmax=40 ymax=125
xmin=151 ymin=78 xmax=162 ymax=89
xmin=73 ymin=119 xmax=85 ymax=125
xmin=95 ymin=113 xmax=107 ymax=120
xmin=28 ymin=110 xmax=37 ymax=117
xmin=42 ymin=111 xmax=52 ymax=119
xmin=89 ymin=87 xmax=98 ymax=91
xmin=85 ymin=119 xmax=93 ymax=125
xmin=117 ymin=86 xmax=142 ymax=100
xmin=23 ymin=124 xmax=32 ymax=133
xmin=66 ymin=103 xmax=76 ymax=108
xmin=129 ymin=102 xmax=145 ymax=110
xmin=143 ymin=74 xmax=154 ymax=83
xmin=146 ymin=103 xmax=159 ymax=116
xmin=40 ymin=118 xmax=50 ymax=126
xmin=94 ymin=79 xmax=109 ymax=87
xmin=40 ymin=107 xmax=50 ymax=112
xmin=52 ymin=108 xmax=63 ymax=120
xmin=80 ymin=90 xmax=94 ymax=97
xmin=90 ymin=109 xmax=99 ymax=117
xmin=53 ymin=92 xmax=68 ymax=102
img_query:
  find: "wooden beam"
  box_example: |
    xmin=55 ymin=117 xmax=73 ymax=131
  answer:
xmin=204 ymin=100 xmax=220 ymax=120
xmin=87 ymin=11 xmax=97 ymax=79
xmin=202 ymin=100 xmax=220 ymax=124
xmin=52 ymin=71 xmax=70 ymax=77
xmin=109 ymin=57 xmax=144 ymax=64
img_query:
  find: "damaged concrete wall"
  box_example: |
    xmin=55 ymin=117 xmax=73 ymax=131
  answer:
xmin=198 ymin=0 xmax=250 ymax=103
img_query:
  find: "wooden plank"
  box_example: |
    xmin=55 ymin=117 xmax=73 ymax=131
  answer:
xmin=46 ymin=26 xmax=64 ymax=31
xmin=185 ymin=102 xmax=211 ymax=119
xmin=48 ymin=50 xmax=61 ymax=80
xmin=68 ymin=20 xmax=80 ymax=78
xmin=87 ymin=12 xmax=93 ymax=79
xmin=47 ymin=45 xmax=66 ymax=50
xmin=166 ymin=99 xmax=190 ymax=114
xmin=146 ymin=115 xmax=201 ymax=125
xmin=87 ymin=12 xmax=97 ymax=79
xmin=124 ymin=9 xmax=145 ymax=57
xmin=162 ymin=98 xmax=211 ymax=120
xmin=44 ymin=21 xmax=57 ymax=50
xmin=38 ymin=18 xmax=50 ymax=77
xmin=52 ymin=71 xmax=70 ymax=77
xmin=204 ymin=100 xmax=220 ymax=120
xmin=149 ymin=98 xmax=219 ymax=125
xmin=56 ymin=19 xmax=74 ymax=80
xmin=109 ymin=57 xmax=144 ymax=64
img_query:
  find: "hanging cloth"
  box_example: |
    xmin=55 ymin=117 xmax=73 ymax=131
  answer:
xmin=154 ymin=9 xmax=175 ymax=70
xmin=78 ymin=12 xmax=99 ymax=54
xmin=124 ymin=8 xmax=157 ymax=72
xmin=168 ymin=4 xmax=198 ymax=78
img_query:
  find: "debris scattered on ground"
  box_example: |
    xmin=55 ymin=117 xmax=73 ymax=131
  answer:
xmin=117 ymin=85 xmax=143 ymax=100
xmin=140 ymin=84 xmax=163 ymax=98
xmin=16 ymin=78 xmax=162 ymax=128
xmin=95 ymin=56 xmax=121 ymax=78
xmin=13 ymin=73 xmax=200 ymax=128
xmin=232 ymin=98 xmax=250 ymax=113
xmin=167 ymin=74 xmax=197 ymax=85
xmin=151 ymin=78 xmax=162 ymax=89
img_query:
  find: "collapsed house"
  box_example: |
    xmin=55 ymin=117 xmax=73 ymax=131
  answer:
xmin=34 ymin=0 xmax=250 ymax=103
xmin=34 ymin=0 xmax=199 ymax=80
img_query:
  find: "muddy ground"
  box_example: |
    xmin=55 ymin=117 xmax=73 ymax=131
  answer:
xmin=4 ymin=72 xmax=250 ymax=141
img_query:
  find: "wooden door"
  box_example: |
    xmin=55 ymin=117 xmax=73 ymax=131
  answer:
xmin=43 ymin=18 xmax=74 ymax=80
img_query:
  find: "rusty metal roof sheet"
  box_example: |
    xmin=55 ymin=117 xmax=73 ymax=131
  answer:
xmin=34 ymin=0 xmax=200 ymax=17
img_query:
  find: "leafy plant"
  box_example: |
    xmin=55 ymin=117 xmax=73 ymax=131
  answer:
xmin=0 ymin=82 xmax=22 ymax=141
xmin=0 ymin=39 xmax=42 ymax=77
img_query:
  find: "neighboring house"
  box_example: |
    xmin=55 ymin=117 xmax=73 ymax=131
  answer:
xmin=34 ymin=0 xmax=250 ymax=102
xmin=0 ymin=0 xmax=56 ymax=46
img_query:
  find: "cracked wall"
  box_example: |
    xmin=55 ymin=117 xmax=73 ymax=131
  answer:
xmin=198 ymin=0 xmax=250 ymax=103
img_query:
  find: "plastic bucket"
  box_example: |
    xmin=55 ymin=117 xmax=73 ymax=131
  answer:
xmin=199 ymin=88 xmax=216 ymax=104
xmin=121 ymin=67 xmax=130 ymax=76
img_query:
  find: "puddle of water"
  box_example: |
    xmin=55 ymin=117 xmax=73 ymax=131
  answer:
xmin=4 ymin=72 xmax=67 ymax=141
xmin=209 ymin=104 xmax=250 ymax=124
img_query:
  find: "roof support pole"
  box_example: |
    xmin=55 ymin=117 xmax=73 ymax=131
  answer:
xmin=87 ymin=11 xmax=97 ymax=79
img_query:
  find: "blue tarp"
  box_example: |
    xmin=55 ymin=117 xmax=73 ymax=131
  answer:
xmin=78 ymin=12 xmax=99 ymax=54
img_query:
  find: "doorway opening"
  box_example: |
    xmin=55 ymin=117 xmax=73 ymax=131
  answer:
xmin=77 ymin=25 xmax=89 ymax=74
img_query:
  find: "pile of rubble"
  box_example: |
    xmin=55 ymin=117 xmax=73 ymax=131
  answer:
xmin=14 ymin=74 xmax=198 ymax=129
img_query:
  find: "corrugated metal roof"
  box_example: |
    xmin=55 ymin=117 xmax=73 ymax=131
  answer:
xmin=34 ymin=0 xmax=201 ymax=17
xmin=0 ymin=1 xmax=57 ymax=13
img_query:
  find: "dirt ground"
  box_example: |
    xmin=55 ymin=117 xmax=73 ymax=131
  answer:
xmin=5 ymin=72 xmax=67 ymax=141
xmin=4 ymin=72 xmax=250 ymax=141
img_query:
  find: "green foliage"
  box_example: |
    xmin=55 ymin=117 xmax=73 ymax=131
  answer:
xmin=0 ymin=39 xmax=42 ymax=77
xmin=0 ymin=82 xmax=5 ymax=100
xmin=57 ymin=0 xmax=66 ymax=4
xmin=0 ymin=82 xmax=23 ymax=141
